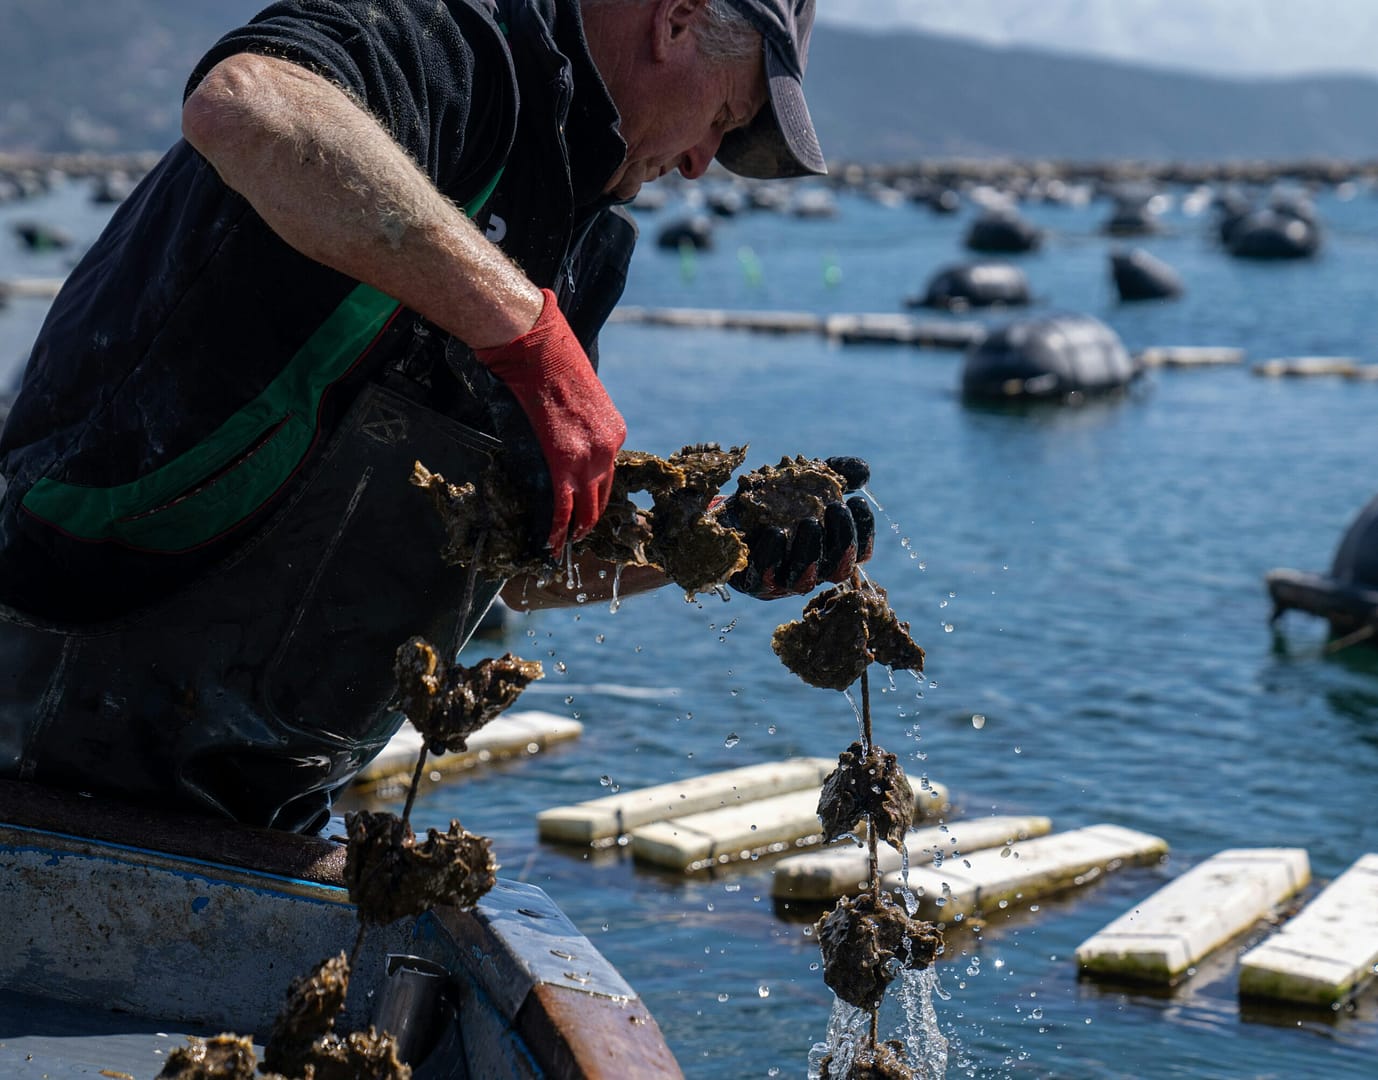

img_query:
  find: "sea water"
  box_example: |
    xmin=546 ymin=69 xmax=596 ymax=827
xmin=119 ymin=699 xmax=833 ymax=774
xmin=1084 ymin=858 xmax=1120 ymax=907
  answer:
xmin=5 ymin=174 xmax=1378 ymax=1078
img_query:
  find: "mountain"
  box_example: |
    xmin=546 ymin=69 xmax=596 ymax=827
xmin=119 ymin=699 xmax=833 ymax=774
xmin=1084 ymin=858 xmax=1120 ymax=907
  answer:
xmin=4 ymin=2 xmax=1378 ymax=163
xmin=820 ymin=0 xmax=1378 ymax=81
xmin=803 ymin=25 xmax=1378 ymax=162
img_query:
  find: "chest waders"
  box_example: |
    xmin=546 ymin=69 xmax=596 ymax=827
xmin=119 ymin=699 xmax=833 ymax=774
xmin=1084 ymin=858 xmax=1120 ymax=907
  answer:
xmin=0 ymin=384 xmax=506 ymax=833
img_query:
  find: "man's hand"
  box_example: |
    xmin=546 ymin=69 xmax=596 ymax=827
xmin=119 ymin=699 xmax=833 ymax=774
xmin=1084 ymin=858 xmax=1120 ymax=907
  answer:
xmin=476 ymin=289 xmax=626 ymax=553
xmin=720 ymin=457 xmax=876 ymax=600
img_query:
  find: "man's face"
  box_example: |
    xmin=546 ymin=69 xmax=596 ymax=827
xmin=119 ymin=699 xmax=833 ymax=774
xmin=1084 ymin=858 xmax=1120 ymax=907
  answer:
xmin=602 ymin=38 xmax=768 ymax=201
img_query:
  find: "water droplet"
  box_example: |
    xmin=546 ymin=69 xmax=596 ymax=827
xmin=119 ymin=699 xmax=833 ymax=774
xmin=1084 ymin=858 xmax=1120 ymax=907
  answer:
xmin=809 ymin=962 xmax=819 ymax=971
xmin=706 ymin=902 xmax=715 ymax=911
xmin=565 ymin=696 xmax=575 ymax=706
xmin=599 ymin=775 xmax=613 ymax=787
xmin=717 ymin=993 xmax=730 ymax=1003
xmin=971 ymin=714 xmax=986 ymax=730
xmin=1014 ymin=745 xmax=1022 ymax=755
xmin=757 ymin=985 xmax=770 ymax=998
xmin=918 ymin=560 xmax=927 ymax=570
xmin=939 ymin=599 xmax=949 ymax=609
xmin=556 ymin=661 xmax=567 ymax=673
xmin=1001 ymin=845 xmax=1012 ymax=858
xmin=767 ymin=724 xmax=777 ymax=735
xmin=601 ymin=923 xmax=609 ymax=931
xmin=595 ymin=634 xmax=605 ymax=644
xmin=724 ymin=733 xmax=740 ymax=748
xmin=943 ymin=623 xmax=954 ymax=633
xmin=724 ymin=882 xmax=741 ymax=893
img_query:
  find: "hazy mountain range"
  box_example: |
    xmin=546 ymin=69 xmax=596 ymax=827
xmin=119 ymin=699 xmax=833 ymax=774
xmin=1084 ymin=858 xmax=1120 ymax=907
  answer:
xmin=819 ymin=0 xmax=1378 ymax=79
xmin=5 ymin=0 xmax=1378 ymax=162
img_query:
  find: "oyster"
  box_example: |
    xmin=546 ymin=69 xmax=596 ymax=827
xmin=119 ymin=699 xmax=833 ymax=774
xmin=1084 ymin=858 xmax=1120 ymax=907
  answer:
xmin=157 ymin=1035 xmax=261 ymax=1080
xmin=393 ymin=638 xmax=543 ymax=753
xmin=817 ymin=742 xmax=916 ymax=852
xmin=773 ymin=584 xmax=925 ymax=691
xmin=262 ymin=953 xmax=350 ymax=1077
xmin=816 ymin=891 xmax=944 ymax=1011
xmin=344 ymin=811 xmax=496 ymax=926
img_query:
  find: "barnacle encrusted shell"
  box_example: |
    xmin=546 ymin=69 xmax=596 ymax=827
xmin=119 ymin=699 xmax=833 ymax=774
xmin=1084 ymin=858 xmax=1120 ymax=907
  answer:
xmin=394 ymin=638 xmax=543 ymax=753
xmin=816 ymin=891 xmax=944 ymax=1011
xmin=344 ymin=811 xmax=497 ymax=926
xmin=817 ymin=742 xmax=916 ymax=852
xmin=772 ymin=584 xmax=925 ymax=691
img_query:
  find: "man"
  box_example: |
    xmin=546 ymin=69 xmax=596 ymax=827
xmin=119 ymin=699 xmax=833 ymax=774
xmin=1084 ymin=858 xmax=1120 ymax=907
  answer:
xmin=0 ymin=0 xmax=870 ymax=832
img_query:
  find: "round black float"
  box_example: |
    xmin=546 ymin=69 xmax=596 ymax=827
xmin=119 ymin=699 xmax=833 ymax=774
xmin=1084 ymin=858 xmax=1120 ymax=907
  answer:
xmin=964 ymin=210 xmax=1042 ymax=254
xmin=1110 ymin=248 xmax=1183 ymax=302
xmin=910 ymin=261 xmax=1031 ymax=312
xmin=1226 ymin=210 xmax=1321 ymax=259
xmin=961 ymin=313 xmax=1138 ymax=402
xmin=655 ymin=215 xmax=715 ymax=252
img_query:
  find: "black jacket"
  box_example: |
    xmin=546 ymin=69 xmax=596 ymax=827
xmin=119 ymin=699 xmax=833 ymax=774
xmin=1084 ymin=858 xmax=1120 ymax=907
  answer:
xmin=0 ymin=0 xmax=636 ymax=621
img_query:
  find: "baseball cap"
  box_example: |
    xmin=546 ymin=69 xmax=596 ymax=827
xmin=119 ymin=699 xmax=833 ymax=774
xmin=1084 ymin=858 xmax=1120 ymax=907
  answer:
xmin=715 ymin=0 xmax=827 ymax=178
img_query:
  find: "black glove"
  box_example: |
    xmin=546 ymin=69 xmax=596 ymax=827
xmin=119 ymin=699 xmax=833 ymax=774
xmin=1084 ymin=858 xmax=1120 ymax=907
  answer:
xmin=721 ymin=456 xmax=876 ymax=600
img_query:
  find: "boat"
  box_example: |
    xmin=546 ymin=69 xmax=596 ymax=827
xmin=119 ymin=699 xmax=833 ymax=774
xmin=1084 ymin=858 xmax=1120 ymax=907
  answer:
xmin=0 ymin=778 xmax=682 ymax=1078
xmin=1267 ymin=493 xmax=1378 ymax=643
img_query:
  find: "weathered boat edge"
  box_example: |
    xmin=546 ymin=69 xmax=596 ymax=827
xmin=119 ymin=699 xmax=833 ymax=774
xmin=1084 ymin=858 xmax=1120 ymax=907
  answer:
xmin=0 ymin=780 xmax=684 ymax=1079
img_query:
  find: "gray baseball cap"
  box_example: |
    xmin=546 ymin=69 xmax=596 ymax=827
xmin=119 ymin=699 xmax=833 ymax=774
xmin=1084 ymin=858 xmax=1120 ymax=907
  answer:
xmin=715 ymin=0 xmax=827 ymax=179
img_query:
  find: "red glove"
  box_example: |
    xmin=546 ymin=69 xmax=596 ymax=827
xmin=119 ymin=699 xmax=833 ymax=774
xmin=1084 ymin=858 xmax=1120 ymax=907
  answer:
xmin=475 ymin=289 xmax=626 ymax=553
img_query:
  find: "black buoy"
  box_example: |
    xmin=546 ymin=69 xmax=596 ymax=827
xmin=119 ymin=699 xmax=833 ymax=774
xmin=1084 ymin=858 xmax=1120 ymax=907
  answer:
xmin=910 ymin=261 xmax=1031 ymax=312
xmin=1101 ymin=199 xmax=1160 ymax=237
xmin=655 ymin=215 xmax=715 ymax=252
xmin=1226 ymin=210 xmax=1321 ymax=259
xmin=964 ymin=209 xmax=1042 ymax=254
xmin=961 ymin=313 xmax=1138 ymax=402
xmin=12 ymin=220 xmax=73 ymax=252
xmin=1110 ymin=248 xmax=1183 ymax=302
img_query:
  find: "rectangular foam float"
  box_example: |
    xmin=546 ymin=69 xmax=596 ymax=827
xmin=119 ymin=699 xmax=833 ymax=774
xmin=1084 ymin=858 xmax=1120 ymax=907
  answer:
xmin=352 ymin=710 xmax=583 ymax=797
xmin=1074 ymin=848 xmax=1310 ymax=983
xmin=772 ymin=815 xmax=1053 ymax=900
xmin=629 ymin=780 xmax=951 ymax=872
xmin=537 ymin=758 xmax=837 ymax=846
xmin=891 ymin=824 xmax=1169 ymax=921
xmin=1238 ymin=853 xmax=1378 ymax=1006
xmin=1135 ymin=346 xmax=1245 ymax=368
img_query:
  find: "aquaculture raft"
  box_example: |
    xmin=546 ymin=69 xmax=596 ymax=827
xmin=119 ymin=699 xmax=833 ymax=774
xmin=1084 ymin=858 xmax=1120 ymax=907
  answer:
xmin=897 ymin=824 xmax=1168 ymax=920
xmin=350 ymin=708 xmax=583 ymax=799
xmin=538 ymin=759 xmax=949 ymax=871
xmin=772 ymin=814 xmax=1052 ymax=901
xmin=1238 ymin=852 xmax=1378 ymax=1006
xmin=1075 ymin=848 xmax=1310 ymax=984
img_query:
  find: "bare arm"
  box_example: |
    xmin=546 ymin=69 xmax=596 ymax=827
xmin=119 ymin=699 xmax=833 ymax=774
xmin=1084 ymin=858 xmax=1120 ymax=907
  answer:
xmin=182 ymin=52 xmax=541 ymax=348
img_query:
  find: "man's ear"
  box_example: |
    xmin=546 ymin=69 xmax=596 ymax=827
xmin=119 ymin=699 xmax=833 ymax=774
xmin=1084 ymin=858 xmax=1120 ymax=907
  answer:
xmin=651 ymin=0 xmax=710 ymax=61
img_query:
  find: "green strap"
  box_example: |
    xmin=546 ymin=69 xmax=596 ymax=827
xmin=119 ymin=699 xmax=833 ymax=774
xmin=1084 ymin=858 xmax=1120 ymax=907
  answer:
xmin=23 ymin=174 xmax=504 ymax=552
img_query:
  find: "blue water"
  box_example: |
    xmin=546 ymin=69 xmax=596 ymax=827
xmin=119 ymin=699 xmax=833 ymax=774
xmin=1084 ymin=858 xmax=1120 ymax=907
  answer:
xmin=6 ymin=175 xmax=1378 ymax=1078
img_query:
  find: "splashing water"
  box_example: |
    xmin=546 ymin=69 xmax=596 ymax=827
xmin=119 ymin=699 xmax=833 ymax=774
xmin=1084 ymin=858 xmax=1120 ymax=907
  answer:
xmin=608 ymin=563 xmax=624 ymax=614
xmin=807 ymin=998 xmax=870 ymax=1079
xmin=898 ymin=967 xmax=950 ymax=1078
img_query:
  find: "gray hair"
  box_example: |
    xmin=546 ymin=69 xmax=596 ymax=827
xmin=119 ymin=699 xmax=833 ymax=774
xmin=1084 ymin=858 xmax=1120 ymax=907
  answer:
xmin=582 ymin=0 xmax=761 ymax=64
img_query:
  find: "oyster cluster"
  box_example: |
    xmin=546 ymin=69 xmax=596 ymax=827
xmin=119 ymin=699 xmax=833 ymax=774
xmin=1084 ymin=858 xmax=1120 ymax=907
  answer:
xmin=411 ymin=444 xmax=751 ymax=594
xmin=817 ymin=742 xmax=916 ymax=852
xmin=344 ymin=810 xmax=497 ymax=926
xmin=772 ymin=583 xmax=925 ymax=691
xmin=260 ymin=954 xmax=410 ymax=1080
xmin=414 ymin=446 xmax=870 ymax=600
xmin=393 ymin=637 xmax=543 ymax=754
xmin=817 ymin=891 xmax=944 ymax=1012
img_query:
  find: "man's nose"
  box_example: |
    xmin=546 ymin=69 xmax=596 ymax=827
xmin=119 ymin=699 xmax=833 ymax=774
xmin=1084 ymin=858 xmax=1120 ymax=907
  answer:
xmin=679 ymin=130 xmax=726 ymax=180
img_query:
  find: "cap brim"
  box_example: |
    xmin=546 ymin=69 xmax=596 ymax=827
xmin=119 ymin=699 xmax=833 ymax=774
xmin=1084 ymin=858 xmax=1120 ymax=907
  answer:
xmin=717 ymin=41 xmax=826 ymax=180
